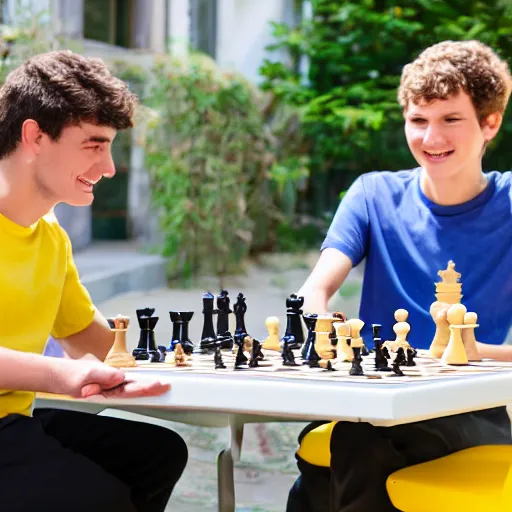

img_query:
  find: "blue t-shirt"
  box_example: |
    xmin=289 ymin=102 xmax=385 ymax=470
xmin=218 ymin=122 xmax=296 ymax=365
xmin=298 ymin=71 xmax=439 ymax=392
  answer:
xmin=322 ymin=167 xmax=512 ymax=349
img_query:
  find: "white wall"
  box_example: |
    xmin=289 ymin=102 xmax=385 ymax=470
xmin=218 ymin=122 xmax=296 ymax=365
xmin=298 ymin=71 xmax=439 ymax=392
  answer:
xmin=216 ymin=0 xmax=294 ymax=83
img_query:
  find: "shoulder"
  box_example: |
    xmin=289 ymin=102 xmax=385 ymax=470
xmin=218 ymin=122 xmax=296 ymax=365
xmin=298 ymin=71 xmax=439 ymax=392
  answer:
xmin=39 ymin=210 xmax=72 ymax=251
xmin=488 ymin=170 xmax=512 ymax=193
xmin=355 ymin=168 xmax=420 ymax=203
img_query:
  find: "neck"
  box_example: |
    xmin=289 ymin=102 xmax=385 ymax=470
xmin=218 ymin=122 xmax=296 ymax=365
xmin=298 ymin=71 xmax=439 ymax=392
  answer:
xmin=0 ymin=156 xmax=55 ymax=227
xmin=420 ymin=167 xmax=487 ymax=206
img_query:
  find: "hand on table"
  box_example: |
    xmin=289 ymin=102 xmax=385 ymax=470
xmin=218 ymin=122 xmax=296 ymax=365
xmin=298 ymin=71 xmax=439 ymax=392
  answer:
xmin=51 ymin=354 xmax=171 ymax=399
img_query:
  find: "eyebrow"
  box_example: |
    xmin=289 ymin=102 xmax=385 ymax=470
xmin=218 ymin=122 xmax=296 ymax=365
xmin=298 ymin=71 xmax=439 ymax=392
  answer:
xmin=407 ymin=111 xmax=463 ymax=118
xmin=81 ymin=136 xmax=112 ymax=144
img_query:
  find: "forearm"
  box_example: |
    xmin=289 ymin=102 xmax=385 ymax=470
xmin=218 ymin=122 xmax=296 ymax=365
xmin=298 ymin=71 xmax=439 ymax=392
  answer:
xmin=297 ymin=285 xmax=331 ymax=314
xmin=0 ymin=346 xmax=64 ymax=393
xmin=476 ymin=342 xmax=512 ymax=361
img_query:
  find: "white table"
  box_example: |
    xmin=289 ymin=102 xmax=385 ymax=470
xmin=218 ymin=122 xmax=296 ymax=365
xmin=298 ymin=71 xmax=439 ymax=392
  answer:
xmin=35 ymin=369 xmax=512 ymax=511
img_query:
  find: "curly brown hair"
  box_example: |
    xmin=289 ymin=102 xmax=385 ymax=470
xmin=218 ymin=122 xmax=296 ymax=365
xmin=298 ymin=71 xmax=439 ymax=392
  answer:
xmin=0 ymin=50 xmax=138 ymax=159
xmin=398 ymin=40 xmax=512 ymax=121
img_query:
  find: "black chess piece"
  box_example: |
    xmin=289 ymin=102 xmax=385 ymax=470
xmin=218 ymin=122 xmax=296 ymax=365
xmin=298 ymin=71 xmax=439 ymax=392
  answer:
xmin=168 ymin=311 xmax=195 ymax=355
xmin=382 ymin=346 xmax=390 ymax=359
xmin=233 ymin=292 xmax=248 ymax=340
xmin=234 ymin=334 xmax=248 ymax=369
xmin=372 ymin=324 xmax=391 ymax=371
xmin=282 ymin=338 xmax=299 ymax=366
xmin=349 ymin=346 xmax=364 ymax=376
xmin=361 ymin=345 xmax=370 ymax=356
xmin=133 ymin=307 xmax=161 ymax=362
xmin=216 ymin=290 xmax=234 ymax=349
xmin=199 ymin=292 xmax=216 ymax=352
xmin=406 ymin=347 xmax=416 ymax=366
xmin=281 ymin=294 xmax=305 ymax=350
xmin=301 ymin=313 xmax=318 ymax=360
xmin=391 ymin=357 xmax=405 ymax=376
xmin=395 ymin=347 xmax=407 ymax=366
xmin=214 ymin=342 xmax=226 ymax=369
xmin=249 ymin=338 xmax=263 ymax=367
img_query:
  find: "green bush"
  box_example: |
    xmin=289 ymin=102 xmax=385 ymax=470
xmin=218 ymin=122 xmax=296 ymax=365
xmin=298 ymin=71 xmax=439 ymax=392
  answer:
xmin=142 ymin=54 xmax=280 ymax=281
xmin=260 ymin=0 xmax=512 ymax=213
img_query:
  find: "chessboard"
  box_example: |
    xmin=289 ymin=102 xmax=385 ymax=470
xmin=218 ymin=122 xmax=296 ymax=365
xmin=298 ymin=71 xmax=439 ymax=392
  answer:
xmin=123 ymin=348 xmax=512 ymax=385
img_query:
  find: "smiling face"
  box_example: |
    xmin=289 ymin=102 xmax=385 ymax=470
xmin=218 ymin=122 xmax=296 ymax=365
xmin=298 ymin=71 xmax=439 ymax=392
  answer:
xmin=404 ymin=91 xmax=501 ymax=184
xmin=30 ymin=122 xmax=117 ymax=206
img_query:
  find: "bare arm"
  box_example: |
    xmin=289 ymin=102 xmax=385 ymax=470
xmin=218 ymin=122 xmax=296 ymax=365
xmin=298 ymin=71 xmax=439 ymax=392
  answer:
xmin=57 ymin=309 xmax=115 ymax=361
xmin=297 ymin=248 xmax=353 ymax=313
xmin=476 ymin=342 xmax=512 ymax=361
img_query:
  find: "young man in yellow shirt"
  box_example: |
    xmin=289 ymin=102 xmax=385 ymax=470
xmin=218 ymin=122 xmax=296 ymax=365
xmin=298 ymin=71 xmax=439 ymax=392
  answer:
xmin=0 ymin=51 xmax=187 ymax=511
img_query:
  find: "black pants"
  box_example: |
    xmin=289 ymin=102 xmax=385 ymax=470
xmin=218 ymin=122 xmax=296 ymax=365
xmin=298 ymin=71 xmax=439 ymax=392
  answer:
xmin=286 ymin=407 xmax=512 ymax=512
xmin=0 ymin=408 xmax=188 ymax=512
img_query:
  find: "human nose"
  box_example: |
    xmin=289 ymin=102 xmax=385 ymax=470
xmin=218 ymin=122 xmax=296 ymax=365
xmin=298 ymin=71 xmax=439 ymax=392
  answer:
xmin=101 ymin=151 xmax=116 ymax=179
xmin=423 ymin=123 xmax=446 ymax=147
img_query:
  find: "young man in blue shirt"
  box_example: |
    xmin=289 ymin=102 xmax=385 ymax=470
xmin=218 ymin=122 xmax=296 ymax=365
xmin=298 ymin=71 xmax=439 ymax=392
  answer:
xmin=287 ymin=40 xmax=512 ymax=512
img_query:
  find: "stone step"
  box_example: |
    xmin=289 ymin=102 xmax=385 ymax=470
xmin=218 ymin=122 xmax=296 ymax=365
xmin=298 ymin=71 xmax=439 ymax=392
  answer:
xmin=74 ymin=241 xmax=167 ymax=304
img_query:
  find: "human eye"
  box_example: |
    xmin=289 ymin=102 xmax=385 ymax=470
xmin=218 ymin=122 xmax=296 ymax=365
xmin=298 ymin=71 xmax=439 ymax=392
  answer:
xmin=410 ymin=117 xmax=426 ymax=124
xmin=446 ymin=117 xmax=461 ymax=123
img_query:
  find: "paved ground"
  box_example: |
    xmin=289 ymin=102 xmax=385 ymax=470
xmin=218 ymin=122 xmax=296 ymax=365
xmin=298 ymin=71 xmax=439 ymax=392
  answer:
xmin=95 ymin=251 xmax=364 ymax=511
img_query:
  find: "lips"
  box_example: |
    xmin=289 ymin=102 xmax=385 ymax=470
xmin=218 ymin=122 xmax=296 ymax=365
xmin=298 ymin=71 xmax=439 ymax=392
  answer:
xmin=77 ymin=177 xmax=97 ymax=187
xmin=424 ymin=150 xmax=454 ymax=159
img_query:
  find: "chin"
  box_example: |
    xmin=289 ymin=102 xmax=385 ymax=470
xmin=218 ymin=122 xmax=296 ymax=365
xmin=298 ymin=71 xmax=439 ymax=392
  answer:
xmin=65 ymin=194 xmax=94 ymax=207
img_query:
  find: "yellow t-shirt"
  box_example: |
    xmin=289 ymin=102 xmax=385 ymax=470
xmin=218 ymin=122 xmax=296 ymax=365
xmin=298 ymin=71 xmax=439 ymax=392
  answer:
xmin=0 ymin=211 xmax=95 ymax=418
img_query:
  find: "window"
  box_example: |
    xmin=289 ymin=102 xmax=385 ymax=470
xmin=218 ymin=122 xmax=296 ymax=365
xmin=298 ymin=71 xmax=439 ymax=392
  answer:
xmin=189 ymin=0 xmax=217 ymax=58
xmin=83 ymin=0 xmax=132 ymax=48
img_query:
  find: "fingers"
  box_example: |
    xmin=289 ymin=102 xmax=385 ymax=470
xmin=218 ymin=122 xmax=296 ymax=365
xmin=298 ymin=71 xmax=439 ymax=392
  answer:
xmin=81 ymin=382 xmax=103 ymax=398
xmin=102 ymin=380 xmax=171 ymax=399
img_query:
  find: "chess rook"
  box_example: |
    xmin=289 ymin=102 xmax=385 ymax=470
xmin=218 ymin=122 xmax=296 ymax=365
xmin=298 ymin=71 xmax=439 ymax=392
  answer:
xmin=105 ymin=314 xmax=136 ymax=368
xmin=281 ymin=294 xmax=305 ymax=349
xmin=133 ymin=308 xmax=161 ymax=362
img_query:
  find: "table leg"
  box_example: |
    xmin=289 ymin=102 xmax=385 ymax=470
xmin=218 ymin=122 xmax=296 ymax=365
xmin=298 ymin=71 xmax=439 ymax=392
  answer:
xmin=217 ymin=418 xmax=244 ymax=512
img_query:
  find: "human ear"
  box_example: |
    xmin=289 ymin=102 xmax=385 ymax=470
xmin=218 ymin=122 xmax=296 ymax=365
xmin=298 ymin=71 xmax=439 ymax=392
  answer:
xmin=481 ymin=112 xmax=502 ymax=143
xmin=20 ymin=119 xmax=43 ymax=158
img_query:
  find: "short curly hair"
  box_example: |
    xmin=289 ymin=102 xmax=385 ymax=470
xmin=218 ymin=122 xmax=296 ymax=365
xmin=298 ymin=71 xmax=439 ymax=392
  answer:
xmin=398 ymin=40 xmax=512 ymax=121
xmin=0 ymin=50 xmax=138 ymax=159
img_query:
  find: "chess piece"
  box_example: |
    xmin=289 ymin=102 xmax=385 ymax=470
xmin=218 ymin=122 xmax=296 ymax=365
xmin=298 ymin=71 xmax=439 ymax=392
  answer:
xmin=301 ymin=313 xmax=318 ymax=359
xmin=173 ymin=343 xmax=189 ymax=366
xmin=395 ymin=347 xmax=407 ymax=366
xmin=234 ymin=332 xmax=248 ymax=368
xmin=281 ymin=294 xmax=305 ymax=349
xmin=233 ymin=292 xmax=248 ymax=340
xmin=214 ymin=342 xmax=226 ymax=369
xmin=105 ymin=315 xmax=136 ymax=368
xmin=249 ymin=338 xmax=263 ymax=367
xmin=168 ymin=311 xmax=195 ymax=355
xmin=200 ymin=292 xmax=217 ymax=352
xmin=216 ymin=290 xmax=234 ymax=349
xmin=346 ymin=318 xmax=365 ymax=376
xmin=442 ymin=303 xmax=469 ymax=365
xmin=133 ymin=307 xmax=161 ymax=362
xmin=393 ymin=309 xmax=411 ymax=348
xmin=334 ymin=321 xmax=353 ymax=362
xmin=405 ymin=347 xmax=416 ymax=366
xmin=263 ymin=316 xmax=281 ymax=351
xmin=435 ymin=260 xmax=463 ymax=304
xmin=314 ymin=315 xmax=337 ymax=360
xmin=391 ymin=357 xmax=405 ymax=376
xmin=372 ymin=324 xmax=390 ymax=371
xmin=461 ymin=311 xmax=482 ymax=362
xmin=282 ymin=338 xmax=299 ymax=366
xmin=428 ymin=301 xmax=451 ymax=358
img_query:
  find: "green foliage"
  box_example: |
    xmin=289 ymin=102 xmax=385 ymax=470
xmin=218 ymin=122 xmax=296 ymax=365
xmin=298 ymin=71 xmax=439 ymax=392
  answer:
xmin=142 ymin=54 xmax=280 ymax=280
xmin=260 ymin=0 xmax=512 ymax=205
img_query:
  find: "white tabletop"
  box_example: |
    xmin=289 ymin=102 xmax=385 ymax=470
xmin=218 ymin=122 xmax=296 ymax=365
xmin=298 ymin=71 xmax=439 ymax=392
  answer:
xmin=36 ymin=368 xmax=512 ymax=427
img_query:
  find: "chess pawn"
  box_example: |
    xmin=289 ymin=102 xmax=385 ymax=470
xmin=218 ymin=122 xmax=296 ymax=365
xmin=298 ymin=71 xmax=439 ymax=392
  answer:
xmin=442 ymin=303 xmax=468 ymax=365
xmin=393 ymin=309 xmax=411 ymax=348
xmin=262 ymin=316 xmax=281 ymax=351
xmin=428 ymin=301 xmax=451 ymax=358
xmin=462 ymin=311 xmax=482 ymax=362
xmin=173 ymin=343 xmax=189 ymax=366
xmin=345 ymin=318 xmax=365 ymax=349
xmin=105 ymin=315 xmax=136 ymax=368
xmin=334 ymin=321 xmax=353 ymax=362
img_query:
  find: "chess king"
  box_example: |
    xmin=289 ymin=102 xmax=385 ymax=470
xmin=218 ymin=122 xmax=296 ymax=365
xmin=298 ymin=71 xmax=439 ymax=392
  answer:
xmin=0 ymin=51 xmax=187 ymax=510
xmin=287 ymin=41 xmax=512 ymax=512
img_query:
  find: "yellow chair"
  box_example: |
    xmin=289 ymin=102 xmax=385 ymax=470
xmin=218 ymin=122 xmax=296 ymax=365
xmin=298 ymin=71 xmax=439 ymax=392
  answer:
xmin=297 ymin=421 xmax=336 ymax=467
xmin=386 ymin=445 xmax=512 ymax=511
